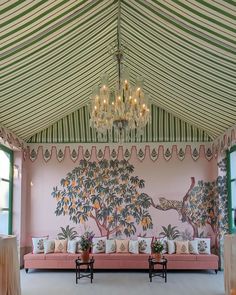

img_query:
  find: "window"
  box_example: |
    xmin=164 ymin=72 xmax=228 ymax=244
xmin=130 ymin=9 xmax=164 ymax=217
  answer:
xmin=0 ymin=145 xmax=13 ymax=234
xmin=227 ymin=146 xmax=236 ymax=233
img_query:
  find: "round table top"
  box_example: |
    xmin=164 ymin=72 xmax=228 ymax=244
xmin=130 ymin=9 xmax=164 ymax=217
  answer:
xmin=149 ymin=257 xmax=167 ymax=264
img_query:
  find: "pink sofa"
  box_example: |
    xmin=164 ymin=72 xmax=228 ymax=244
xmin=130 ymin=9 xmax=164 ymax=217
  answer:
xmin=24 ymin=252 xmax=219 ymax=273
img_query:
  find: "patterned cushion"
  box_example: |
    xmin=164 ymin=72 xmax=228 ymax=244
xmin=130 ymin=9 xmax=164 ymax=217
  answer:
xmin=105 ymin=239 xmax=116 ymax=254
xmin=32 ymin=237 xmax=48 ymax=254
xmin=43 ymin=240 xmax=55 ymax=254
xmin=129 ymin=240 xmax=139 ymax=254
xmin=195 ymin=238 xmax=211 ymax=254
xmin=138 ymin=237 xmax=152 ymax=254
xmin=189 ymin=240 xmax=199 ymax=254
xmin=92 ymin=237 xmax=107 ymax=253
xmin=176 ymin=241 xmax=189 ymax=254
xmin=67 ymin=240 xmax=77 ymax=254
xmin=167 ymin=240 xmax=176 ymax=254
xmin=54 ymin=239 xmax=67 ymax=253
xmin=116 ymin=239 xmax=129 ymax=253
xmin=75 ymin=237 xmax=82 ymax=253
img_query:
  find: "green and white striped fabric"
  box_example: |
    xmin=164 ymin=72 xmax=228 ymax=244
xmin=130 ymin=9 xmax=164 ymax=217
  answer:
xmin=28 ymin=104 xmax=211 ymax=143
xmin=0 ymin=0 xmax=235 ymax=142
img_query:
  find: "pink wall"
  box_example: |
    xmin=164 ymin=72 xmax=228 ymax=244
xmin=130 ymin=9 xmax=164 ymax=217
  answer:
xmin=22 ymin=145 xmax=217 ymax=245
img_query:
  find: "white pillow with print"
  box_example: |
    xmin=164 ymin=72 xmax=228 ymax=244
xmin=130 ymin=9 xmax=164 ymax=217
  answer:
xmin=189 ymin=240 xmax=199 ymax=254
xmin=67 ymin=240 xmax=77 ymax=254
xmin=43 ymin=240 xmax=55 ymax=254
xmin=138 ymin=237 xmax=152 ymax=254
xmin=105 ymin=239 xmax=116 ymax=254
xmin=195 ymin=238 xmax=211 ymax=254
xmin=167 ymin=240 xmax=176 ymax=254
xmin=32 ymin=237 xmax=48 ymax=254
xmin=129 ymin=240 xmax=139 ymax=254
xmin=92 ymin=237 xmax=107 ymax=253
xmin=75 ymin=237 xmax=82 ymax=253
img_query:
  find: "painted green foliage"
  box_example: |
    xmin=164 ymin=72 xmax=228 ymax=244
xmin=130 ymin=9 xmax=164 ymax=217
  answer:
xmin=159 ymin=224 xmax=180 ymax=240
xmin=57 ymin=225 xmax=78 ymax=240
xmin=52 ymin=159 xmax=153 ymax=238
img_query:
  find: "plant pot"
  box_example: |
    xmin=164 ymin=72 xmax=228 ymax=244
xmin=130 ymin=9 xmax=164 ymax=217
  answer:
xmin=81 ymin=250 xmax=90 ymax=262
xmin=154 ymin=253 xmax=162 ymax=261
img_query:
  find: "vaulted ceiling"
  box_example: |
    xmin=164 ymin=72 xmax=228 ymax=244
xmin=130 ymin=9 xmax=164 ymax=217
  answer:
xmin=1 ymin=0 xmax=236 ymax=143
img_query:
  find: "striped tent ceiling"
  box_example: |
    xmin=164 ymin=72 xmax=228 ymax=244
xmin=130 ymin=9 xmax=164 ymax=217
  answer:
xmin=0 ymin=0 xmax=236 ymax=143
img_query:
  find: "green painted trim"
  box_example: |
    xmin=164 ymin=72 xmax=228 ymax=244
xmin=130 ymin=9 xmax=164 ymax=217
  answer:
xmin=227 ymin=145 xmax=236 ymax=234
xmin=0 ymin=144 xmax=13 ymax=234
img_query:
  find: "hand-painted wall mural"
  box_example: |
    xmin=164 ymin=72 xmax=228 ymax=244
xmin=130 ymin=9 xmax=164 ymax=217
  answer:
xmin=52 ymin=159 xmax=153 ymax=238
xmin=51 ymin=157 xmax=228 ymax=256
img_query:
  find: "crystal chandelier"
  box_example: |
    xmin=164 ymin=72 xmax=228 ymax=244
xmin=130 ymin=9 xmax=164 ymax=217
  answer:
xmin=89 ymin=1 xmax=151 ymax=142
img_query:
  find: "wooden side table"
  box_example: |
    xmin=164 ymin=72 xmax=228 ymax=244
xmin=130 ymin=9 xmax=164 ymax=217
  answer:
xmin=75 ymin=257 xmax=95 ymax=284
xmin=148 ymin=256 xmax=167 ymax=283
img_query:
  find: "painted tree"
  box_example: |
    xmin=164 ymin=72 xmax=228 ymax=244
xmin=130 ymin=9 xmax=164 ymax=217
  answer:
xmin=149 ymin=175 xmax=227 ymax=247
xmin=52 ymin=159 xmax=153 ymax=238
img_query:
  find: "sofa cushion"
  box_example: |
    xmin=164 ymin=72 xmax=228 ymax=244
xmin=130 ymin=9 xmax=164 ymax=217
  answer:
xmin=189 ymin=240 xmax=199 ymax=254
xmin=176 ymin=241 xmax=189 ymax=254
xmin=43 ymin=240 xmax=55 ymax=254
xmin=129 ymin=240 xmax=139 ymax=254
xmin=45 ymin=253 xmax=68 ymax=260
xmin=67 ymin=240 xmax=77 ymax=254
xmin=54 ymin=240 xmax=67 ymax=253
xmin=32 ymin=237 xmax=48 ymax=254
xmin=24 ymin=253 xmax=45 ymax=260
xmin=195 ymin=238 xmax=211 ymax=254
xmin=138 ymin=237 xmax=152 ymax=254
xmin=116 ymin=240 xmax=129 ymax=253
xmin=167 ymin=240 xmax=175 ymax=254
xmin=106 ymin=239 xmax=116 ymax=254
xmin=164 ymin=254 xmax=196 ymax=261
xmin=92 ymin=237 xmax=107 ymax=253
xmin=196 ymin=254 xmax=218 ymax=262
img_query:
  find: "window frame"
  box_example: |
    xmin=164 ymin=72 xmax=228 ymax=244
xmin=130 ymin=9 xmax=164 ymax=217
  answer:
xmin=227 ymin=145 xmax=236 ymax=234
xmin=0 ymin=144 xmax=13 ymax=234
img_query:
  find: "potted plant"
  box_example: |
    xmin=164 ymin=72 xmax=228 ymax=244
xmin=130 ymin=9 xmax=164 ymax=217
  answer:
xmin=152 ymin=239 xmax=164 ymax=260
xmin=78 ymin=231 xmax=94 ymax=262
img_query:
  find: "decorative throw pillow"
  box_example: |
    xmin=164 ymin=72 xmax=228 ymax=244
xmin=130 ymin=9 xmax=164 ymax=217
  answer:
xmin=129 ymin=240 xmax=139 ymax=254
xmin=54 ymin=239 xmax=67 ymax=253
xmin=195 ymin=238 xmax=211 ymax=254
xmin=189 ymin=240 xmax=199 ymax=254
xmin=116 ymin=239 xmax=129 ymax=253
xmin=106 ymin=239 xmax=116 ymax=254
xmin=167 ymin=240 xmax=176 ymax=254
xmin=138 ymin=237 xmax=152 ymax=254
xmin=92 ymin=237 xmax=107 ymax=253
xmin=75 ymin=237 xmax=82 ymax=253
xmin=176 ymin=241 xmax=189 ymax=254
xmin=67 ymin=240 xmax=77 ymax=254
xmin=43 ymin=240 xmax=55 ymax=254
xmin=32 ymin=237 xmax=48 ymax=254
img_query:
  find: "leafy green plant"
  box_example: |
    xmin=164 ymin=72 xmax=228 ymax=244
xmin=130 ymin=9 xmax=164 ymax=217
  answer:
xmin=159 ymin=224 xmax=180 ymax=240
xmin=152 ymin=240 xmax=164 ymax=253
xmin=57 ymin=225 xmax=78 ymax=240
xmin=77 ymin=231 xmax=94 ymax=251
